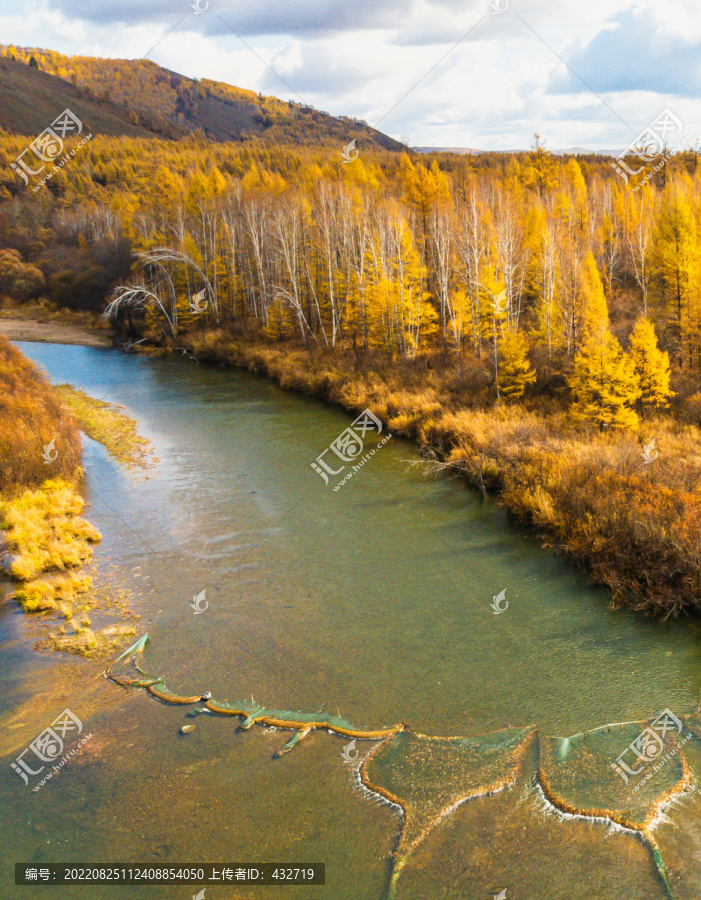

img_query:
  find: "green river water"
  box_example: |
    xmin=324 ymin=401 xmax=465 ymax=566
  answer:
xmin=1 ymin=342 xmax=700 ymax=899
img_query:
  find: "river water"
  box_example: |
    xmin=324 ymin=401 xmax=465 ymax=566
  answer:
xmin=1 ymin=342 xmax=700 ymax=899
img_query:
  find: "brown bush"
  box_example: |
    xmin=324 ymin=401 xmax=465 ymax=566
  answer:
xmin=0 ymin=335 xmax=82 ymax=494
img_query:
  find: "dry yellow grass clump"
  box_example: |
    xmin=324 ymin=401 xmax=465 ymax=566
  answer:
xmin=0 ymin=478 xmax=101 ymax=581
xmin=12 ymin=571 xmax=91 ymax=612
xmin=39 ymin=624 xmax=137 ymax=658
xmin=55 ymin=385 xmax=156 ymax=472
xmin=0 ymin=341 xmax=138 ymax=658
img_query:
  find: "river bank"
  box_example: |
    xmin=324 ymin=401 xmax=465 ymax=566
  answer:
xmin=0 ymin=334 xmax=144 ymax=657
xmin=6 ymin=334 xmax=701 ymax=900
xmin=0 ymin=306 xmax=113 ymax=347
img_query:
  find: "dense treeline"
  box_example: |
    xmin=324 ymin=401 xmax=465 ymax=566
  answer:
xmin=2 ymin=134 xmax=700 ymax=418
xmin=5 ymin=132 xmax=698 ymax=418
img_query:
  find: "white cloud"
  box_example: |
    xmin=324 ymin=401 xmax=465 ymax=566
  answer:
xmin=0 ymin=0 xmax=699 ymax=150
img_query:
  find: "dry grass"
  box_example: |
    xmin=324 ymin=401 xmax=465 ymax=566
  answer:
xmin=21 ymin=569 xmax=140 ymax=657
xmin=0 ymin=334 xmax=82 ymax=493
xmin=55 ymin=385 xmax=156 ymax=472
xmin=424 ymin=410 xmax=701 ymax=615
xmin=0 ymin=302 xmax=112 ymax=332
xmin=0 ymin=478 xmax=101 ymax=581
xmin=0 ymin=340 xmax=139 ymax=658
xmin=37 ymin=624 xmax=137 ymax=658
xmin=12 ymin=571 xmax=91 ymax=613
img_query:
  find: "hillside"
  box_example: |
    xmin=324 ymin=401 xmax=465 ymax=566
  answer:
xmin=0 ymin=55 xmax=159 ymax=139
xmin=0 ymin=46 xmax=404 ymax=151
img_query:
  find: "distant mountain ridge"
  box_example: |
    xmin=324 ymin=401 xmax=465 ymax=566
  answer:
xmin=0 ymin=45 xmax=405 ymax=152
xmin=412 ymin=146 xmax=480 ymax=155
xmin=415 ymin=145 xmax=617 ymax=157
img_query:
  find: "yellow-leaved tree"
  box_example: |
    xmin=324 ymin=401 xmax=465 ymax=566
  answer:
xmin=628 ymin=317 xmax=674 ymax=414
xmin=580 ymin=251 xmax=609 ymax=339
xmin=653 ymin=185 xmax=701 ymax=369
xmin=398 ymin=157 xmax=450 ymax=238
xmin=497 ymin=330 xmax=536 ymax=402
xmin=568 ymin=322 xmax=640 ymax=430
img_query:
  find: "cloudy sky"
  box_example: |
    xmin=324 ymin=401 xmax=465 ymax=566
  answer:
xmin=0 ymin=0 xmax=699 ymax=151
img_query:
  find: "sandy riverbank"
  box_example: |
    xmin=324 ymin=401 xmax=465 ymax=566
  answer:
xmin=0 ymin=310 xmax=113 ymax=347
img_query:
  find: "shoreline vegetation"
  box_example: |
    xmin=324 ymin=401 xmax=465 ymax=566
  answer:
xmin=0 ymin=304 xmax=112 ymax=347
xmin=56 ymin=384 xmax=157 ymax=472
xmin=0 ymin=335 xmax=143 ymax=656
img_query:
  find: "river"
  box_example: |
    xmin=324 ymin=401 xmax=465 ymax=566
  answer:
xmin=1 ymin=342 xmax=700 ymax=899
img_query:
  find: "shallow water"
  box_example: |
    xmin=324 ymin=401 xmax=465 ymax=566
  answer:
xmin=1 ymin=342 xmax=700 ymax=899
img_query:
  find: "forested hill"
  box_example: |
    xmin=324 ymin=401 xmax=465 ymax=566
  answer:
xmin=0 ymin=46 xmax=405 ymax=151
xmin=0 ymin=54 xmax=157 ymax=139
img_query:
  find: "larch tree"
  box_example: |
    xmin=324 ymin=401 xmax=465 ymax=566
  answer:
xmin=653 ymin=186 xmax=700 ymax=369
xmin=399 ymin=156 xmax=450 ymax=241
xmin=580 ymin=250 xmax=609 ymax=337
xmin=629 ymin=317 xmax=674 ymax=413
xmin=522 ymin=134 xmax=559 ymax=197
xmin=497 ymin=330 xmax=536 ymax=402
xmin=568 ymin=321 xmax=640 ymax=431
xmin=560 ymin=158 xmax=588 ymax=235
xmin=555 ymin=245 xmax=606 ymax=359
